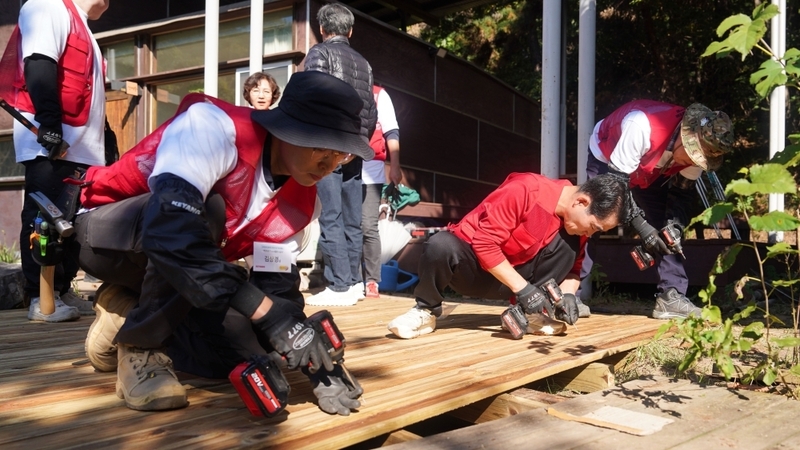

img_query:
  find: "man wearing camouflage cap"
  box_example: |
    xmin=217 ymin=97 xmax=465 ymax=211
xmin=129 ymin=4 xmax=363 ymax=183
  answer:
xmin=579 ymin=100 xmax=733 ymax=319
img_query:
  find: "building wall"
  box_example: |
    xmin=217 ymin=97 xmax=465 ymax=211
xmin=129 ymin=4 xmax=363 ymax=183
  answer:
xmin=0 ymin=0 xmax=542 ymax=252
xmin=316 ymin=0 xmax=542 ymax=214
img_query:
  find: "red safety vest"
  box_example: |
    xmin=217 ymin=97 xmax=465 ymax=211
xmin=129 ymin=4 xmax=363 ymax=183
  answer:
xmin=0 ymin=0 xmax=96 ymax=126
xmin=368 ymin=86 xmax=387 ymax=162
xmin=596 ymin=100 xmax=687 ymax=188
xmin=80 ymin=94 xmax=317 ymax=261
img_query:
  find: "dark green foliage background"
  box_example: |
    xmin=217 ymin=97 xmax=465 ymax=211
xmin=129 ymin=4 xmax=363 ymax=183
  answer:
xmin=415 ymin=0 xmax=799 ymax=192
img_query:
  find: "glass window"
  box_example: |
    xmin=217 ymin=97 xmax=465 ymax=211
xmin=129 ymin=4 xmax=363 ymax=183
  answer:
xmin=153 ymin=28 xmax=205 ymax=73
xmin=153 ymin=9 xmax=291 ymax=73
xmin=152 ymin=73 xmax=236 ymax=128
xmin=103 ymin=41 xmax=136 ymax=80
xmin=0 ymin=135 xmax=24 ymax=179
xmin=262 ymin=9 xmax=293 ymax=55
xmin=235 ymin=62 xmax=292 ymax=107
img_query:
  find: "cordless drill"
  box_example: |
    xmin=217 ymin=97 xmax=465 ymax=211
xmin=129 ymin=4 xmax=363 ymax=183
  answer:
xmin=630 ymin=221 xmax=685 ymax=271
xmin=230 ymin=309 xmax=359 ymax=417
xmin=500 ymin=278 xmax=564 ymax=340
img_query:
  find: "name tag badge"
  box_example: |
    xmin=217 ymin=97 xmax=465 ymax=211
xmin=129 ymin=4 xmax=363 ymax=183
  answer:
xmin=252 ymin=242 xmax=292 ymax=273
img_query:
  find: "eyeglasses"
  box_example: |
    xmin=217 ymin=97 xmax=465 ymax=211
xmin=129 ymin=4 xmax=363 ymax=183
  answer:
xmin=313 ymin=148 xmax=354 ymax=164
xmin=250 ymin=89 xmax=272 ymax=96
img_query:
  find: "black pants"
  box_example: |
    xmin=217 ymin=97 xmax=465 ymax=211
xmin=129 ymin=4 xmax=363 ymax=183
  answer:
xmin=20 ymin=157 xmax=86 ymax=298
xmin=413 ymin=229 xmax=579 ymax=315
xmin=74 ymin=193 xmax=267 ymax=378
xmin=581 ymin=149 xmax=688 ymax=295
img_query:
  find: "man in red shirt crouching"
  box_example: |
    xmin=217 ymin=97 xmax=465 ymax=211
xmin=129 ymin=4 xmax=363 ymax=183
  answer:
xmin=387 ymin=173 xmax=629 ymax=339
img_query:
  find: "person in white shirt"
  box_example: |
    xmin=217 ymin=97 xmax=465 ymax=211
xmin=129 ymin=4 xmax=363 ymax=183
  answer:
xmin=0 ymin=0 xmax=110 ymax=321
xmin=580 ymin=100 xmax=734 ymax=320
xmin=360 ymin=85 xmax=403 ymax=298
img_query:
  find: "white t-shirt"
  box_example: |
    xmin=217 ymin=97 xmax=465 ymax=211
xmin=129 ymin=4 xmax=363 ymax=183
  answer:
xmin=13 ymin=0 xmax=106 ymax=166
xmin=362 ymin=88 xmax=399 ymax=185
xmin=149 ymin=102 xmax=321 ymax=263
xmin=589 ymin=110 xmax=701 ymax=181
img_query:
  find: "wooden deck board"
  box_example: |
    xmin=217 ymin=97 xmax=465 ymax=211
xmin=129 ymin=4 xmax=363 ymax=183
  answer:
xmin=384 ymin=377 xmax=800 ymax=450
xmin=0 ymin=295 xmax=667 ymax=449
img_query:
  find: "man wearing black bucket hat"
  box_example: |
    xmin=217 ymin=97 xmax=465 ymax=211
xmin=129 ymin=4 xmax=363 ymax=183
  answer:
xmin=578 ymin=100 xmax=734 ymax=320
xmin=72 ymin=71 xmax=372 ymax=414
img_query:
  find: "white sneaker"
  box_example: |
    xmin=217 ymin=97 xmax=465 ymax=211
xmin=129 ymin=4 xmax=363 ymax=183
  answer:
xmin=388 ymin=306 xmax=436 ymax=339
xmin=28 ymin=295 xmax=80 ymax=322
xmin=349 ymin=282 xmax=365 ymax=300
xmin=306 ymin=287 xmax=360 ymax=307
xmin=60 ymin=289 xmax=96 ymax=316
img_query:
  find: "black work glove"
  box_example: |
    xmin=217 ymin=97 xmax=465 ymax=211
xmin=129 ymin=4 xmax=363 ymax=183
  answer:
xmin=515 ymin=283 xmax=555 ymax=317
xmin=304 ymin=365 xmax=363 ymax=416
xmin=37 ymin=124 xmax=66 ymax=160
xmin=554 ymin=293 xmax=579 ymax=325
xmin=253 ymin=299 xmax=334 ymax=373
xmin=630 ymin=215 xmax=670 ymax=256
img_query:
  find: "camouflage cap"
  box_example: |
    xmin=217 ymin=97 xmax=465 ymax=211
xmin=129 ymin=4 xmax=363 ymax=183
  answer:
xmin=680 ymin=103 xmax=733 ymax=171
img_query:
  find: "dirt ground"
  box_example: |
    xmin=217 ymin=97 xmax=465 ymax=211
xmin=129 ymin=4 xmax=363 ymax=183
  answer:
xmin=580 ymin=281 xmax=800 ymax=400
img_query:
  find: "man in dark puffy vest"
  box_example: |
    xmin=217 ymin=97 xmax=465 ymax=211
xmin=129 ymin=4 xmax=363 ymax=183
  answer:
xmin=303 ymin=3 xmax=378 ymax=307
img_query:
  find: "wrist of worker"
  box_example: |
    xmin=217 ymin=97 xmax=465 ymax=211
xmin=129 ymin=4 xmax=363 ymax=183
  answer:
xmin=228 ymin=281 xmax=270 ymax=319
xmin=251 ymin=296 xmax=293 ymax=334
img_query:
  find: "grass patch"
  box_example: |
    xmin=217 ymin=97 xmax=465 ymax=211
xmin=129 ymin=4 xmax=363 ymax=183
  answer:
xmin=0 ymin=231 xmax=20 ymax=264
xmin=616 ymin=338 xmax=686 ymax=384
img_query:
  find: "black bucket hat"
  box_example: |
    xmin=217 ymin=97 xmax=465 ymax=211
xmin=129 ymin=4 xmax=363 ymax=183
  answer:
xmin=252 ymin=71 xmax=374 ymax=160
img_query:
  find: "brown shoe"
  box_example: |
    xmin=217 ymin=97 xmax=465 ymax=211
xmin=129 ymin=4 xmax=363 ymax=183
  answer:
xmin=116 ymin=345 xmax=188 ymax=411
xmin=526 ymin=313 xmax=567 ymax=336
xmin=85 ymin=283 xmax=137 ymax=372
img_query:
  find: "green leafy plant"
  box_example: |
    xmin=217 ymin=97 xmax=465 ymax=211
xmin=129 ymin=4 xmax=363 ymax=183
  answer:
xmin=0 ymin=231 xmax=20 ymax=264
xmin=657 ymin=4 xmax=800 ymax=397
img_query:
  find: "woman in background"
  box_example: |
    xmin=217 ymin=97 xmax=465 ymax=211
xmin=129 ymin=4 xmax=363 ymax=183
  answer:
xmin=243 ymin=72 xmax=281 ymax=110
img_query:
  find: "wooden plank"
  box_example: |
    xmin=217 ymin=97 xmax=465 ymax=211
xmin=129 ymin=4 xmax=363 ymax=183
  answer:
xmin=547 ymin=362 xmax=615 ymax=393
xmin=384 ymin=377 xmax=800 ymax=449
xmin=383 ymin=429 xmax=422 ymax=446
xmin=449 ymin=390 xmax=551 ymax=424
xmin=0 ymin=295 xmax=669 ymax=449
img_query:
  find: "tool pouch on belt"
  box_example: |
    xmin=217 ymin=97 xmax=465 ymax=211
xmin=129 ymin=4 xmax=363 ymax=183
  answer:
xmin=30 ymin=226 xmax=66 ymax=266
xmin=229 ymin=354 xmax=291 ymax=417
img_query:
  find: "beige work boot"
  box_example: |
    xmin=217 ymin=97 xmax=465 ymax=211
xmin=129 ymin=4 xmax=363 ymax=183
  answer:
xmin=85 ymin=283 xmax=138 ymax=372
xmin=116 ymin=345 xmax=188 ymax=411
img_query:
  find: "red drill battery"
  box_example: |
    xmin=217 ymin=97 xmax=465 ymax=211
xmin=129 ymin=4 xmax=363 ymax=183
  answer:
xmin=630 ymin=245 xmax=655 ymax=271
xmin=540 ymin=278 xmax=563 ymax=303
xmin=307 ymin=310 xmax=345 ymax=362
xmin=229 ymin=355 xmax=291 ymax=417
xmin=501 ymin=305 xmax=527 ymax=340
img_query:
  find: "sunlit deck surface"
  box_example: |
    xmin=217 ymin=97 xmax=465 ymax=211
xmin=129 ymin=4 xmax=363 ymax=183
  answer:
xmin=0 ymin=292 xmax=665 ymax=449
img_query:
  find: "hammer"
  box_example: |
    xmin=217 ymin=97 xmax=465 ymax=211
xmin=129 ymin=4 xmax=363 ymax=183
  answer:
xmin=29 ymin=192 xmax=74 ymax=315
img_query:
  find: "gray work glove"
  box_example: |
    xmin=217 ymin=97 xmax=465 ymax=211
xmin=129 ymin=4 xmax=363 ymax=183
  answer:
xmin=515 ymin=283 xmax=555 ymax=317
xmin=253 ymin=300 xmax=334 ymax=373
xmin=304 ymin=365 xmax=363 ymax=416
xmin=630 ymin=215 xmax=670 ymax=256
xmin=37 ymin=124 xmax=66 ymax=160
xmin=554 ymin=293 xmax=579 ymax=325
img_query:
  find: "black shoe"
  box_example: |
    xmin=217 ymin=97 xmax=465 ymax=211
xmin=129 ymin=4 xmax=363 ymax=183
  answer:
xmin=652 ymin=288 xmax=702 ymax=319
